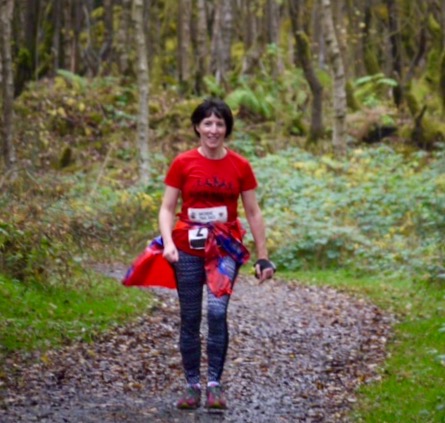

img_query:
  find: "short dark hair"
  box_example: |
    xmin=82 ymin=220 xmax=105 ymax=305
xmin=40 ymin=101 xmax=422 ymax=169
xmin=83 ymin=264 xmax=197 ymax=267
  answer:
xmin=190 ymin=98 xmax=234 ymax=138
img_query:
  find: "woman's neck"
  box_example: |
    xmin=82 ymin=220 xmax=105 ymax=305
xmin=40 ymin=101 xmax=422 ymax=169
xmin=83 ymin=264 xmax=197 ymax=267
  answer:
xmin=198 ymin=146 xmax=227 ymax=160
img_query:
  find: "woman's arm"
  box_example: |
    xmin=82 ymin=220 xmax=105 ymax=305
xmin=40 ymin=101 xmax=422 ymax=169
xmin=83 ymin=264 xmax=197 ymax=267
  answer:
xmin=159 ymin=185 xmax=180 ymax=262
xmin=241 ymin=189 xmax=274 ymax=282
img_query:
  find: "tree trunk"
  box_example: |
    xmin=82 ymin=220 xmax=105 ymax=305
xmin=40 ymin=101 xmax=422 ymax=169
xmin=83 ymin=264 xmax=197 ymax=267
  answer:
xmin=441 ymin=0 xmax=445 ymax=49
xmin=241 ymin=0 xmax=262 ymax=75
xmin=211 ymin=0 xmax=233 ymax=86
xmin=321 ymin=0 xmax=346 ymax=157
xmin=63 ymin=0 xmax=74 ymax=71
xmin=220 ymin=0 xmax=233 ymax=77
xmin=1 ymin=0 xmax=17 ymax=174
xmin=266 ymin=0 xmax=283 ymax=77
xmin=14 ymin=0 xmax=39 ymax=95
xmin=99 ymin=0 xmax=114 ymax=74
xmin=118 ymin=0 xmax=132 ymax=75
xmin=332 ymin=0 xmax=348 ymax=78
xmin=143 ymin=0 xmax=152 ymax=68
xmin=288 ymin=0 xmax=324 ymax=141
xmin=345 ymin=0 xmax=363 ymax=77
xmin=362 ymin=0 xmax=380 ymax=75
xmin=178 ymin=0 xmax=192 ymax=94
xmin=83 ymin=0 xmax=99 ymax=76
xmin=386 ymin=0 xmax=403 ymax=107
xmin=404 ymin=22 xmax=427 ymax=85
xmin=195 ymin=0 xmax=209 ymax=94
xmin=133 ymin=0 xmax=150 ymax=185
xmin=73 ymin=1 xmax=83 ymax=73
xmin=51 ymin=0 xmax=62 ymax=76
xmin=306 ymin=0 xmax=325 ymax=69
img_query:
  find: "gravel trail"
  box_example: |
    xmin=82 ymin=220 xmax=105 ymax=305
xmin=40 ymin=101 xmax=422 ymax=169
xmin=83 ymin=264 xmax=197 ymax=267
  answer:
xmin=0 ymin=266 xmax=393 ymax=422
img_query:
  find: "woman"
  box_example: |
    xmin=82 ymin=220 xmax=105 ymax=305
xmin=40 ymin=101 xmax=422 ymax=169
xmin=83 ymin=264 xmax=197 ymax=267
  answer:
xmin=159 ymin=98 xmax=275 ymax=410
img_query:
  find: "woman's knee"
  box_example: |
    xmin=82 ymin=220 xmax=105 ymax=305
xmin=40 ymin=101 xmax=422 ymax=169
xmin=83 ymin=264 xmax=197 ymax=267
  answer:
xmin=208 ymin=304 xmax=228 ymax=324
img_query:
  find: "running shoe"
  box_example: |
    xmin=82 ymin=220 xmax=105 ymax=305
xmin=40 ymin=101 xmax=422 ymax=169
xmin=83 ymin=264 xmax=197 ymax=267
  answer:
xmin=176 ymin=385 xmax=201 ymax=409
xmin=205 ymin=384 xmax=227 ymax=410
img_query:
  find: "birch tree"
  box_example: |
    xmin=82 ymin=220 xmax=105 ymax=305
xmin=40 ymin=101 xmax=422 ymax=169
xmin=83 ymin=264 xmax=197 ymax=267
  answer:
xmin=1 ymin=0 xmax=17 ymax=174
xmin=133 ymin=0 xmax=150 ymax=185
xmin=321 ymin=0 xmax=346 ymax=157
xmin=211 ymin=0 xmax=233 ymax=86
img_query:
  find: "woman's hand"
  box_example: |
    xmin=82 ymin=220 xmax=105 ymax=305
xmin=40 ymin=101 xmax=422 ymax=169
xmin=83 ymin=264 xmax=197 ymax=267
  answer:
xmin=162 ymin=242 xmax=179 ymax=263
xmin=254 ymin=259 xmax=276 ymax=283
xmin=159 ymin=186 xmax=180 ymax=263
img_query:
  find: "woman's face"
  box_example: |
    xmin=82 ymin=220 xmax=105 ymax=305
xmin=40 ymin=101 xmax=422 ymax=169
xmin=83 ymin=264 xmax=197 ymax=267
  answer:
xmin=195 ymin=113 xmax=227 ymax=150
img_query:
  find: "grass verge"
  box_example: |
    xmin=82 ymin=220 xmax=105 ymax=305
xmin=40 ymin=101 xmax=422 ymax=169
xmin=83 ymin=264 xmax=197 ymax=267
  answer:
xmin=0 ymin=272 xmax=153 ymax=356
xmin=290 ymin=269 xmax=445 ymax=423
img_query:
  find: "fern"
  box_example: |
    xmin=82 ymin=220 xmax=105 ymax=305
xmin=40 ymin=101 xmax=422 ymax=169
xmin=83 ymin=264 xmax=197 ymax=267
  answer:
xmin=226 ymin=87 xmax=273 ymax=119
xmin=56 ymin=69 xmax=87 ymax=91
xmin=203 ymin=76 xmax=225 ymax=98
xmin=225 ymin=89 xmax=249 ymax=111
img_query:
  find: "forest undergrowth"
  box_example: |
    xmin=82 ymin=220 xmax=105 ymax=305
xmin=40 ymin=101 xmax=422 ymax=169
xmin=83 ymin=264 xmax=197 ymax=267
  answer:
xmin=1 ymin=77 xmax=444 ymax=421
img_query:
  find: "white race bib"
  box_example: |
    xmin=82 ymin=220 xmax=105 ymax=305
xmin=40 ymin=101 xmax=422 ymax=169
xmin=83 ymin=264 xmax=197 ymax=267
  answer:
xmin=187 ymin=206 xmax=228 ymax=223
xmin=188 ymin=227 xmax=209 ymax=250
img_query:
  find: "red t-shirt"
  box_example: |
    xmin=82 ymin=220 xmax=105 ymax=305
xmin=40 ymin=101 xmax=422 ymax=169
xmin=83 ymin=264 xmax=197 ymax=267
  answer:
xmin=165 ymin=148 xmax=258 ymax=256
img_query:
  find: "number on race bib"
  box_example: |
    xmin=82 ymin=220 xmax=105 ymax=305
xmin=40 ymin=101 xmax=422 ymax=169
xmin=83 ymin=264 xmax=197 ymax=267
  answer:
xmin=189 ymin=227 xmax=209 ymax=249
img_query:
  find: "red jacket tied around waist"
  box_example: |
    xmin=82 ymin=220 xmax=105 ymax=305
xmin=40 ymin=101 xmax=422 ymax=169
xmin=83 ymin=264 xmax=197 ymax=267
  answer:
xmin=122 ymin=219 xmax=250 ymax=297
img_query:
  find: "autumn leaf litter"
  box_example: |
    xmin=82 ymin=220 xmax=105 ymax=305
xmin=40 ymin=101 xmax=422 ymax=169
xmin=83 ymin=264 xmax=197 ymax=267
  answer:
xmin=0 ymin=269 xmax=393 ymax=422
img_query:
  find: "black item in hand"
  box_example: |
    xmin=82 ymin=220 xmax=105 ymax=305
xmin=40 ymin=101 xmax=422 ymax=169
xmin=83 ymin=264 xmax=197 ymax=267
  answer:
xmin=254 ymin=259 xmax=276 ymax=279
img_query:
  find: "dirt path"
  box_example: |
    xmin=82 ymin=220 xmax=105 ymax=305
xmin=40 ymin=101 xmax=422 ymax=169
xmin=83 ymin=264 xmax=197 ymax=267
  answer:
xmin=0 ymin=266 xmax=393 ymax=422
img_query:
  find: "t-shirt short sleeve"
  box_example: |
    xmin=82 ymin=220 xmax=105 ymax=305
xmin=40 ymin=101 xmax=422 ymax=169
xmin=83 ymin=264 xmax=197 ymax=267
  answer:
xmin=164 ymin=156 xmax=183 ymax=189
xmin=239 ymin=159 xmax=258 ymax=192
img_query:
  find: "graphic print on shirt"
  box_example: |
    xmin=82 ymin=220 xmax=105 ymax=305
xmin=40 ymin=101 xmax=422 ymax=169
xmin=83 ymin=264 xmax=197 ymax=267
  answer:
xmin=190 ymin=175 xmax=238 ymax=206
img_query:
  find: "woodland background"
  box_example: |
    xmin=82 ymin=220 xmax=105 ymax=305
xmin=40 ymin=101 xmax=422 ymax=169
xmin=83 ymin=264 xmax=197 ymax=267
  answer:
xmin=0 ymin=1 xmax=445 ymax=421
xmin=1 ymin=0 xmax=444 ymax=283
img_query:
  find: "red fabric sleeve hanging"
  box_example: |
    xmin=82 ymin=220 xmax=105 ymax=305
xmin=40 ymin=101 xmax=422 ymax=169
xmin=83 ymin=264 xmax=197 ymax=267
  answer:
xmin=122 ymin=237 xmax=176 ymax=289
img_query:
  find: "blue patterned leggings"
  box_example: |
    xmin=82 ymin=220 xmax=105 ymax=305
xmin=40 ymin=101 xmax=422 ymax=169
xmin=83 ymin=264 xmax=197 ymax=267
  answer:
xmin=173 ymin=251 xmax=238 ymax=385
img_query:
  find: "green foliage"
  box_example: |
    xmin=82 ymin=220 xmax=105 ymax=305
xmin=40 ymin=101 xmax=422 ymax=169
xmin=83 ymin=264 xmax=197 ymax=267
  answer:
xmin=17 ymin=47 xmax=32 ymax=68
xmin=427 ymin=14 xmax=442 ymax=45
xmin=249 ymin=145 xmax=445 ymax=281
xmin=203 ymin=76 xmax=226 ymax=98
xmin=364 ymin=47 xmax=381 ymax=76
xmin=425 ymin=48 xmax=442 ymax=87
xmin=346 ymin=80 xmax=360 ymax=111
xmin=0 ymin=172 xmax=160 ymax=286
xmin=226 ymin=85 xmax=274 ymax=120
xmin=440 ymin=52 xmax=445 ymax=114
xmin=224 ymin=69 xmax=308 ymax=143
xmin=353 ymin=73 xmax=398 ymax=107
xmin=0 ymin=273 xmax=153 ymax=355
xmin=12 ymin=76 xmax=143 ymax=168
xmin=405 ymin=88 xmax=420 ymax=117
xmin=56 ymin=69 xmax=88 ymax=92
